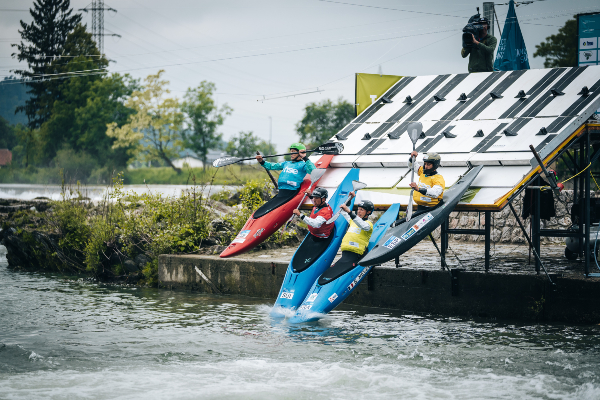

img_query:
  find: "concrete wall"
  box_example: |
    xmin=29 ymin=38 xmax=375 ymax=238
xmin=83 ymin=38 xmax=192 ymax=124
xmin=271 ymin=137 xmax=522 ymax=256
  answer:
xmin=159 ymin=254 xmax=600 ymax=324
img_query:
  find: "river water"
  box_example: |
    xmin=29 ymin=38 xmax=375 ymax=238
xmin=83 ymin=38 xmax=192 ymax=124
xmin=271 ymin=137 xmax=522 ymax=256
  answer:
xmin=1 ymin=247 xmax=599 ymax=399
xmin=0 ymin=184 xmax=234 ymax=202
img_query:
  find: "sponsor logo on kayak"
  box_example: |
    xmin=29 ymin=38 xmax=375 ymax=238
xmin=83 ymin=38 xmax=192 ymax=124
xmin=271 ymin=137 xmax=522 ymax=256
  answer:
xmin=347 ymin=267 xmax=370 ymax=291
xmin=305 ymin=258 xmax=312 ymax=263
xmin=237 ymin=230 xmax=251 ymax=239
xmin=328 ymin=293 xmax=338 ymax=303
xmin=280 ymin=292 xmax=293 ymax=300
xmin=253 ymin=228 xmax=265 ymax=238
xmin=307 ymin=293 xmax=318 ymax=302
xmin=232 ymin=238 xmax=246 ymax=244
xmin=298 ymin=304 xmax=311 ymax=310
xmin=383 ymin=236 xmax=401 ymax=249
xmin=401 ymin=213 xmax=433 ymax=240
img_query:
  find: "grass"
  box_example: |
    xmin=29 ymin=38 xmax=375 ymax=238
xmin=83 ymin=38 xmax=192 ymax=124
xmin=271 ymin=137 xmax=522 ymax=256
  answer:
xmin=123 ymin=164 xmax=277 ymax=185
xmin=0 ymin=163 xmax=279 ymax=186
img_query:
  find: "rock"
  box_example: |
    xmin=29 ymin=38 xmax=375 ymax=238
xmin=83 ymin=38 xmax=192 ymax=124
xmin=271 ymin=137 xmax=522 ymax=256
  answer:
xmin=123 ymin=259 xmax=138 ymax=272
xmin=202 ymin=237 xmax=220 ymax=247
xmin=134 ymin=253 xmax=152 ymax=268
xmin=211 ymin=219 xmax=233 ymax=233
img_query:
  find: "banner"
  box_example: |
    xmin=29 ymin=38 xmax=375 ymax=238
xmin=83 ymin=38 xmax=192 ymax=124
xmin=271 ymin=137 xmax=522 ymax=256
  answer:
xmin=355 ymin=73 xmax=402 ymax=116
xmin=493 ymin=0 xmax=530 ymax=71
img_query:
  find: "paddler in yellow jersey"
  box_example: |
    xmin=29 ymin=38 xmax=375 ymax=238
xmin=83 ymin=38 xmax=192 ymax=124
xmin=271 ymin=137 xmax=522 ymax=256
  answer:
xmin=393 ymin=152 xmax=445 ymax=227
xmin=333 ymin=193 xmax=375 ymax=267
xmin=408 ymin=151 xmax=445 ymax=209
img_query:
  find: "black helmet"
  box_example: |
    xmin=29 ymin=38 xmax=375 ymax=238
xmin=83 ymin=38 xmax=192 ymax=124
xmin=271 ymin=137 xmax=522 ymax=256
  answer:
xmin=310 ymin=187 xmax=328 ymax=199
xmin=357 ymin=199 xmax=374 ymax=214
xmin=478 ymin=17 xmax=490 ymax=29
xmin=423 ymin=152 xmax=441 ymax=169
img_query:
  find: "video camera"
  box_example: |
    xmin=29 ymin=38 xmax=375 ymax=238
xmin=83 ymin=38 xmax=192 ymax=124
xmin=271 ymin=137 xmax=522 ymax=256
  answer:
xmin=462 ymin=8 xmax=489 ymax=48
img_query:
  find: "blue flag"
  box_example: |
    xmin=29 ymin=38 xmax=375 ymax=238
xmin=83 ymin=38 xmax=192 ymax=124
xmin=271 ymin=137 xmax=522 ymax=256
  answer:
xmin=494 ymin=0 xmax=530 ymax=71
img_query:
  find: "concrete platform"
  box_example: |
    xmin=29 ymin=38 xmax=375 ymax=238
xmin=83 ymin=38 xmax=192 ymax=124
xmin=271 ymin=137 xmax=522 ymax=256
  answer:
xmin=159 ymin=241 xmax=600 ymax=323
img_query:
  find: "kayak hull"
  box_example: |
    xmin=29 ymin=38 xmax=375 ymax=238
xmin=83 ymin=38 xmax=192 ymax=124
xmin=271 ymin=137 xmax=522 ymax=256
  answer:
xmin=270 ymin=168 xmax=360 ymax=318
xmin=220 ymin=155 xmax=333 ymax=258
xmin=288 ymin=204 xmax=401 ymax=323
xmin=359 ymin=165 xmax=484 ymax=267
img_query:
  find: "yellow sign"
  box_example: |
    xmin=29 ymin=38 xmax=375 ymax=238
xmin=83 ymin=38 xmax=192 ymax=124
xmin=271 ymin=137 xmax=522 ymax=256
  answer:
xmin=355 ymin=73 xmax=402 ymax=116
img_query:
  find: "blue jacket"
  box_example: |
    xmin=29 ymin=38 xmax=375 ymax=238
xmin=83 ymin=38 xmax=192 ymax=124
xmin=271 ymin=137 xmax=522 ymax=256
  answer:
xmin=262 ymin=159 xmax=316 ymax=191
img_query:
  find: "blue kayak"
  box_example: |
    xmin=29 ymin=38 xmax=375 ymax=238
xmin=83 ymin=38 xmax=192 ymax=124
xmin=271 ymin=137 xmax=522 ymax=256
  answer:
xmin=288 ymin=203 xmax=401 ymax=323
xmin=270 ymin=168 xmax=360 ymax=318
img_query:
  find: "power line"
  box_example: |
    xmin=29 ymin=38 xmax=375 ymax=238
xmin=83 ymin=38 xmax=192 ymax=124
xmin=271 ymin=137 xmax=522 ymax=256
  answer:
xmin=317 ymin=0 xmax=467 ymax=18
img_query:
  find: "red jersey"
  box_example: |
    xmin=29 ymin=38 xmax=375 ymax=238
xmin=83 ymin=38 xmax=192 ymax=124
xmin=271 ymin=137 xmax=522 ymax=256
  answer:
xmin=307 ymin=205 xmax=334 ymax=238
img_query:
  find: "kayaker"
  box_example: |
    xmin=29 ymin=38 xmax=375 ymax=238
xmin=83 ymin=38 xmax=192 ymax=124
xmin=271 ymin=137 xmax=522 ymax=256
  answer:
xmin=332 ymin=193 xmax=374 ymax=267
xmin=254 ymin=143 xmax=316 ymax=216
xmin=292 ymin=187 xmax=334 ymax=239
xmin=393 ymin=151 xmax=445 ymax=226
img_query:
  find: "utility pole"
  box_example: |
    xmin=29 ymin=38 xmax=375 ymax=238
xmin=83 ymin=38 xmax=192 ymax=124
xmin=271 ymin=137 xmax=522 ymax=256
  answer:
xmin=79 ymin=1 xmax=120 ymax=55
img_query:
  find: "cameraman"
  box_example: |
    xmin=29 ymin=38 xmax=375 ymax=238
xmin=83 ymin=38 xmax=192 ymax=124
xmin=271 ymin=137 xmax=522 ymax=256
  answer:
xmin=461 ymin=17 xmax=497 ymax=73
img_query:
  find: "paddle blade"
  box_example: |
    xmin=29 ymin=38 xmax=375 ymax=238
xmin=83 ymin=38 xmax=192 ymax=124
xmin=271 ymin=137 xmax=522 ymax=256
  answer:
xmin=406 ymin=189 xmax=414 ymax=220
xmin=213 ymin=156 xmax=242 ymax=168
xmin=316 ymin=142 xmax=344 ymax=155
xmin=352 ymin=180 xmax=368 ymax=191
xmin=309 ymin=168 xmax=327 ymax=183
xmin=407 ymin=122 xmax=423 ymax=144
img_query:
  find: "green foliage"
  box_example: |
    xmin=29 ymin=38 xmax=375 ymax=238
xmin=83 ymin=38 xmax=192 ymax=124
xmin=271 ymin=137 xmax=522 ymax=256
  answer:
xmin=225 ymin=131 xmax=275 ymax=159
xmin=533 ymin=19 xmax=577 ymax=68
xmin=296 ymin=98 xmax=354 ymax=147
xmin=107 ymin=70 xmax=184 ymax=173
xmin=12 ymin=0 xmax=82 ymax=129
xmin=182 ymin=82 xmax=232 ymax=169
xmin=0 ymin=117 xmax=19 ymax=150
xmin=40 ymin=24 xmax=109 ymax=162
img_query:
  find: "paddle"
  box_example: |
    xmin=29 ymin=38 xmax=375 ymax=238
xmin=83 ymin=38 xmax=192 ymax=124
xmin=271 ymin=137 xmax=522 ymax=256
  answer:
xmin=256 ymin=151 xmax=279 ymax=189
xmin=405 ymin=121 xmax=423 ymax=222
xmin=283 ymin=168 xmax=327 ymax=230
xmin=326 ymin=180 xmax=368 ymax=224
xmin=212 ymin=142 xmax=344 ymax=168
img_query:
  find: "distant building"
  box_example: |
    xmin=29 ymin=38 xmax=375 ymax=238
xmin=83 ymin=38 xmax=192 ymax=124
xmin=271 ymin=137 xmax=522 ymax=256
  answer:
xmin=172 ymin=156 xmax=204 ymax=169
xmin=0 ymin=149 xmax=12 ymax=167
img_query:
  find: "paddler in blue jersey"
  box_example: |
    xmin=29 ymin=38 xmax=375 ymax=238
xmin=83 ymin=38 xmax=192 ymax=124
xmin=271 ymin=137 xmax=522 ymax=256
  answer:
xmin=254 ymin=142 xmax=316 ymax=216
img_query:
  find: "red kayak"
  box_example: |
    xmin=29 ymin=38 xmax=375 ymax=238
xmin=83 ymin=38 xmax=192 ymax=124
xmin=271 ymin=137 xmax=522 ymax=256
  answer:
xmin=219 ymin=154 xmax=333 ymax=258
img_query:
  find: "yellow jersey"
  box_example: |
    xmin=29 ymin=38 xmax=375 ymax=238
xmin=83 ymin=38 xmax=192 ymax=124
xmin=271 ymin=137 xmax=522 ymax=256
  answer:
xmin=340 ymin=219 xmax=373 ymax=255
xmin=412 ymin=166 xmax=445 ymax=207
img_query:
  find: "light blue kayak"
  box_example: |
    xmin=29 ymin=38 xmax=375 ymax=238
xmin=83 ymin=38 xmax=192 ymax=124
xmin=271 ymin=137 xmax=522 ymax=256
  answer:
xmin=270 ymin=168 xmax=360 ymax=318
xmin=288 ymin=203 xmax=401 ymax=323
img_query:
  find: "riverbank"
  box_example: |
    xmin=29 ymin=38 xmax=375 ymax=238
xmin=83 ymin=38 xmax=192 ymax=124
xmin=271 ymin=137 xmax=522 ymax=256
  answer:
xmin=0 ymin=178 xmax=304 ymax=286
xmin=159 ymin=242 xmax=600 ymax=323
xmin=0 ymin=164 xmax=270 ymax=185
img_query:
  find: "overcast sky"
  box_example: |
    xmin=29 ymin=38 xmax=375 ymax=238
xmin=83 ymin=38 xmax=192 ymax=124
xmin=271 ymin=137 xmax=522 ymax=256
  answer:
xmin=2 ymin=0 xmax=599 ymax=152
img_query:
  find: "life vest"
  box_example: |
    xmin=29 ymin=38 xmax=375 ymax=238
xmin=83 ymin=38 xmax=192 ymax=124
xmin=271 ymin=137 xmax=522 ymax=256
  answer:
xmin=412 ymin=166 xmax=445 ymax=207
xmin=307 ymin=205 xmax=334 ymax=238
xmin=340 ymin=219 xmax=373 ymax=255
xmin=277 ymin=160 xmax=308 ymax=191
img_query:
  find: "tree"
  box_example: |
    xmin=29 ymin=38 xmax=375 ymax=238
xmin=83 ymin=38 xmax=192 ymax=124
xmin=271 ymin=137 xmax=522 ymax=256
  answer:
xmin=225 ymin=131 xmax=275 ymax=160
xmin=106 ymin=70 xmax=185 ymax=173
xmin=11 ymin=0 xmax=82 ymax=129
xmin=40 ymin=24 xmax=109 ymax=161
xmin=533 ymin=19 xmax=577 ymax=68
xmin=182 ymin=82 xmax=232 ymax=169
xmin=0 ymin=117 xmax=18 ymax=150
xmin=296 ymin=98 xmax=354 ymax=147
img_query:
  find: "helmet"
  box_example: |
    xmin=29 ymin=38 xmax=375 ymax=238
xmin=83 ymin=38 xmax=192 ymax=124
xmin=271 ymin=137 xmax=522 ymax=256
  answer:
xmin=423 ymin=152 xmax=441 ymax=169
xmin=357 ymin=199 xmax=374 ymax=214
xmin=310 ymin=187 xmax=328 ymax=199
xmin=289 ymin=142 xmax=306 ymax=151
xmin=478 ymin=17 xmax=490 ymax=29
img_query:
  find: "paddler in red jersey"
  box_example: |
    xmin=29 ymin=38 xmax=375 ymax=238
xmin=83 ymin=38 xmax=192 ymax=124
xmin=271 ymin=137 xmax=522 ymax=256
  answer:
xmin=292 ymin=187 xmax=334 ymax=240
